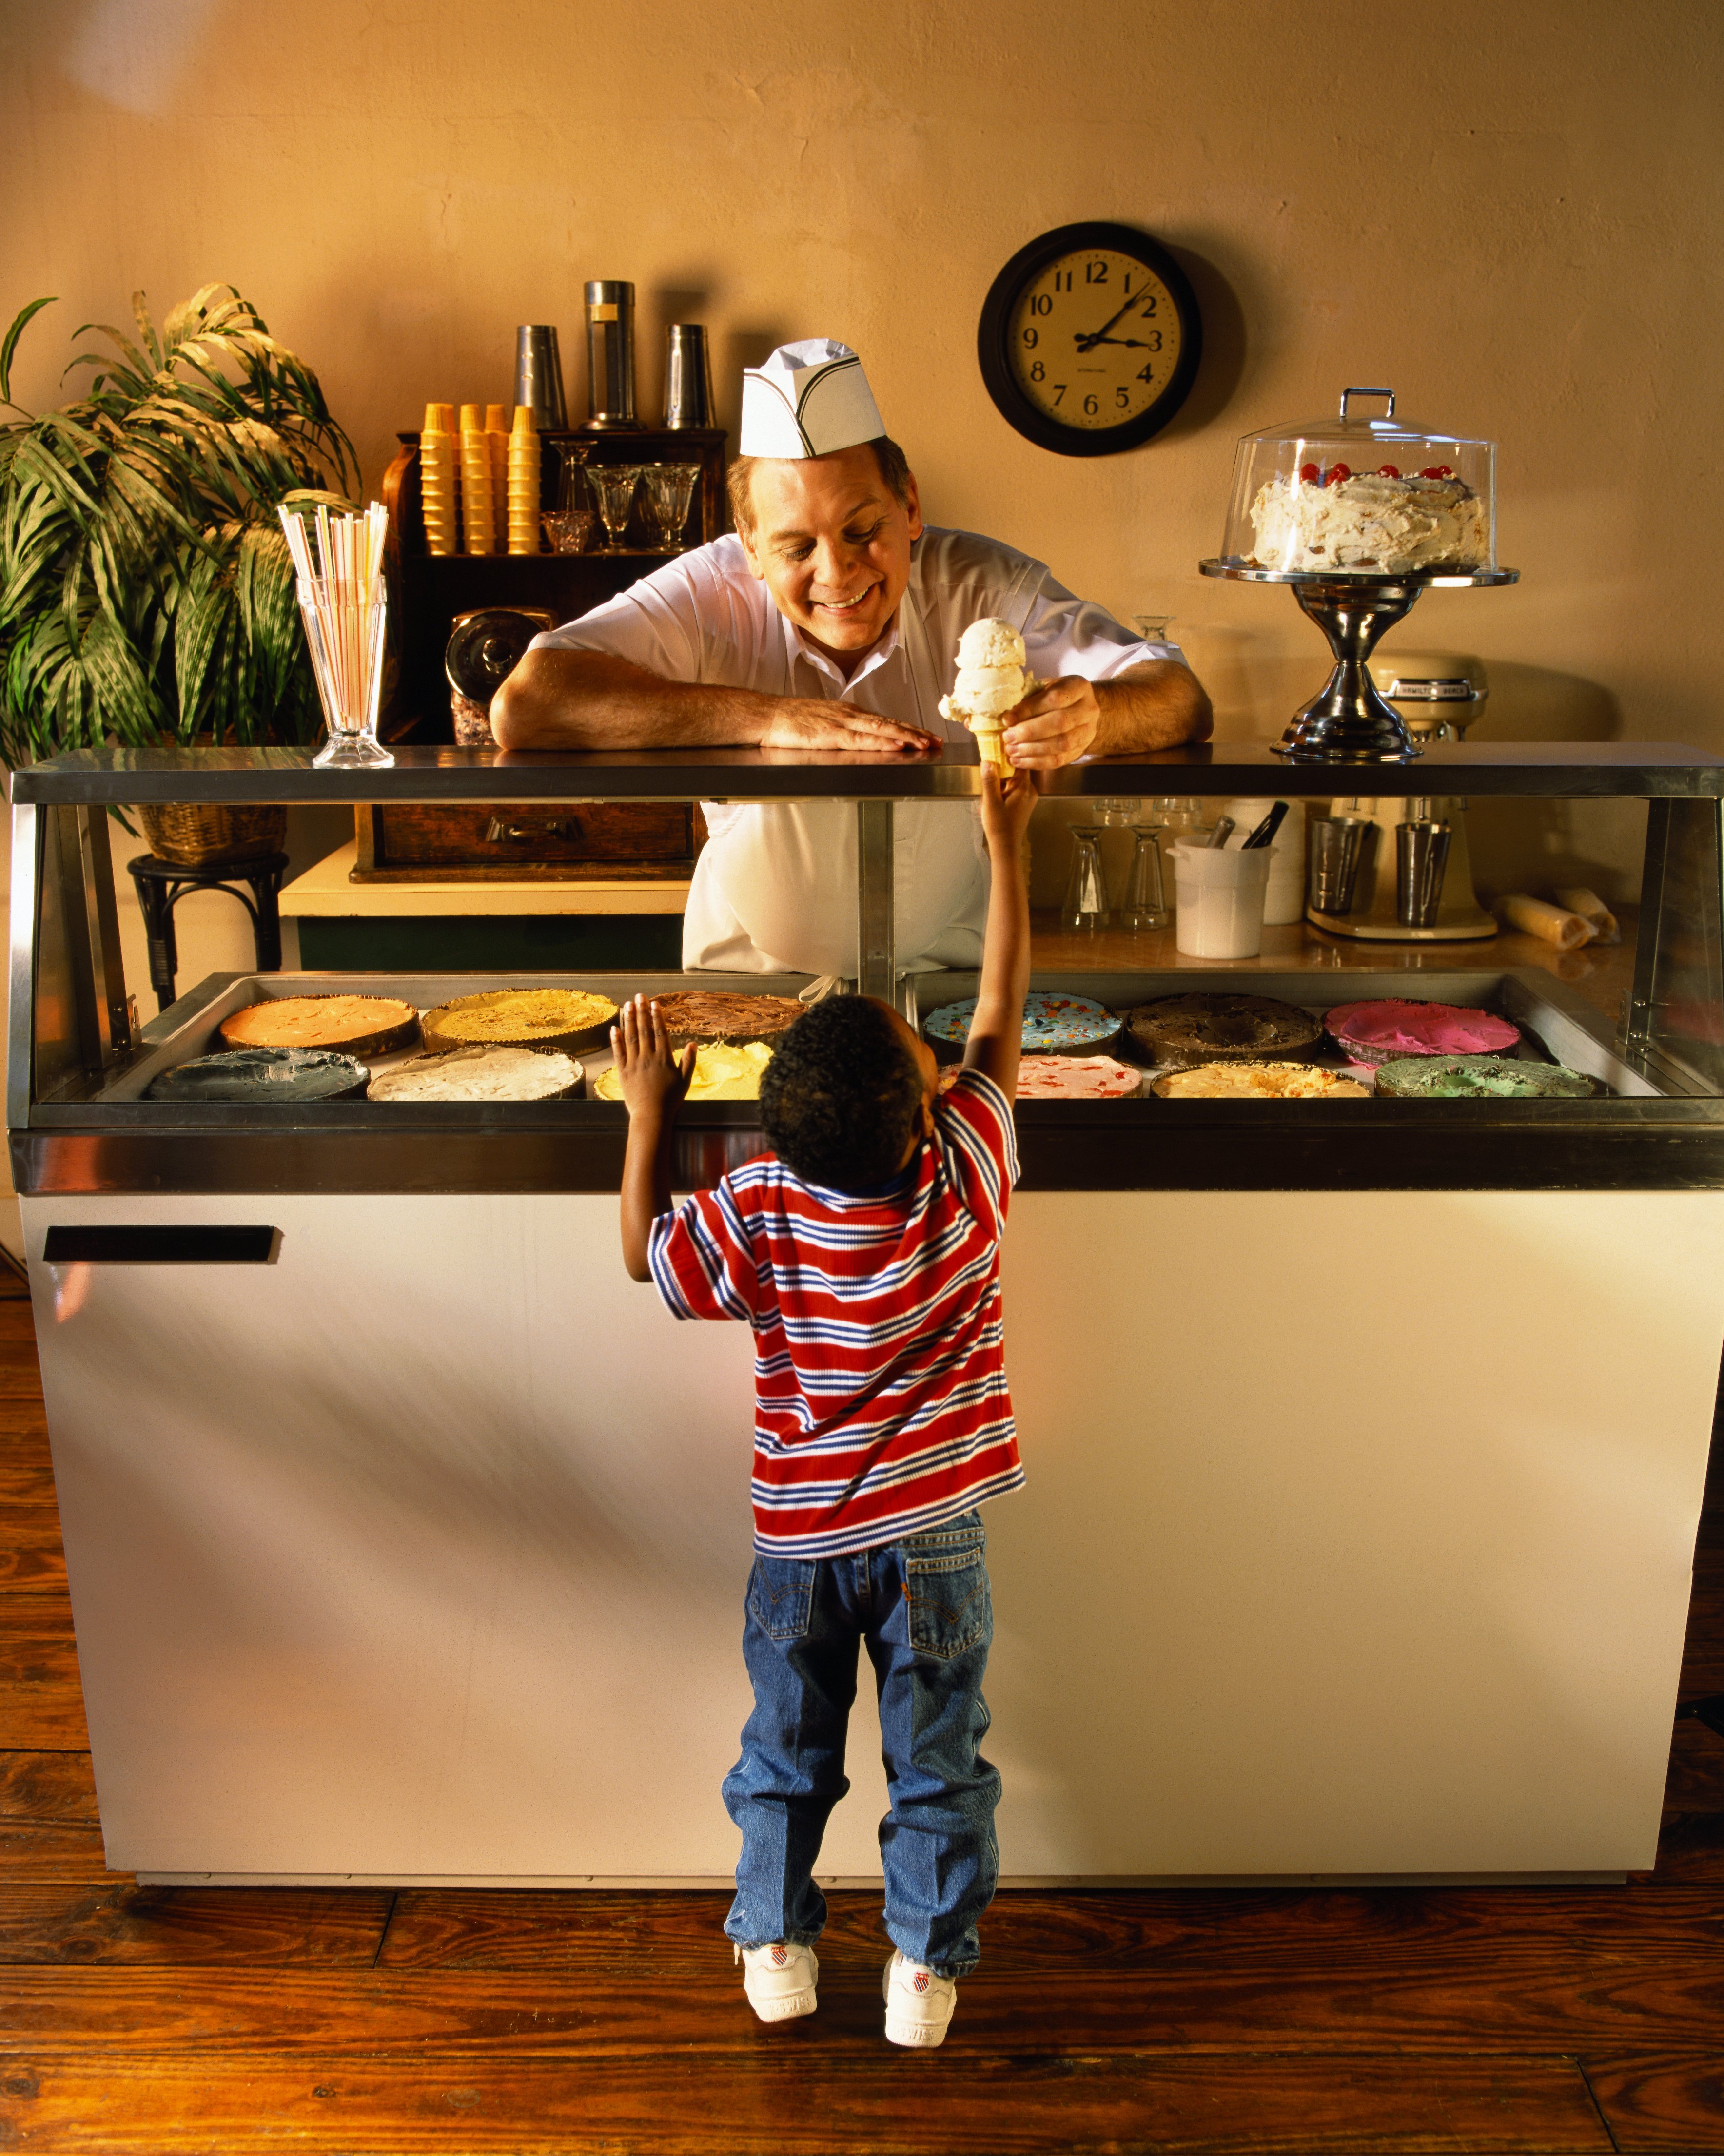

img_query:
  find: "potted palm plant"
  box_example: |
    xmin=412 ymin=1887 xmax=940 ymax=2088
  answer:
xmin=0 ymin=283 xmax=358 ymax=863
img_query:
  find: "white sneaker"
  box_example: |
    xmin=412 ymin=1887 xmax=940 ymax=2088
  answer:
xmin=882 ymin=1947 xmax=957 ymax=2047
xmin=736 ymin=1941 xmax=819 ymax=2023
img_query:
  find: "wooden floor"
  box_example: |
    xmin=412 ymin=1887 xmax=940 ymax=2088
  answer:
xmin=1 ymin=1280 xmax=1722 ymax=2153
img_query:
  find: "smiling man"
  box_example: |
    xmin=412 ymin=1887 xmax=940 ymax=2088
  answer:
xmin=493 ymin=339 xmax=1212 ymax=975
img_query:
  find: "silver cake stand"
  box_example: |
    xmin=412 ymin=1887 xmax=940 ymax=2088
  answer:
xmin=1197 ymin=559 xmax=1520 ymax=762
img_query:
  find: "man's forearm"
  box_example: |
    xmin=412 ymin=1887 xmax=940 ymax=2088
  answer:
xmin=493 ymin=649 xmax=780 ymax=751
xmin=1090 ymin=662 xmax=1214 ymax=756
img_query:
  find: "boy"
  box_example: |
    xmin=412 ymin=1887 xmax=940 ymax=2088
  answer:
xmin=613 ymin=766 xmax=1037 ymax=2049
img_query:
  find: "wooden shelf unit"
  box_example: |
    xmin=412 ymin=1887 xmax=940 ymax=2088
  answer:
xmin=380 ymin=424 xmax=728 ymax=745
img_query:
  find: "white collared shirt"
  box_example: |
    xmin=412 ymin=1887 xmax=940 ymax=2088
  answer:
xmin=533 ymin=526 xmax=1183 ymax=975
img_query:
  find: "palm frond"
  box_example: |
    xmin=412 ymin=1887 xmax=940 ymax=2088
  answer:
xmin=0 ymin=281 xmax=358 ymax=761
xmin=0 ymin=297 xmax=57 ymax=407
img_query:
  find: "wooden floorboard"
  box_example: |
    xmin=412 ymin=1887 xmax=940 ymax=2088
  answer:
xmin=1578 ymin=2050 xmax=1724 ymax=2152
xmin=0 ymin=1884 xmax=393 ymax=1965
xmin=0 ymin=2051 xmax=1619 ymax=2155
xmin=3 ymin=1944 xmax=1724 ymax=2054
xmin=379 ymin=1881 xmax=1724 ymax=1972
xmin=0 ymin=1278 xmax=1717 ymax=2149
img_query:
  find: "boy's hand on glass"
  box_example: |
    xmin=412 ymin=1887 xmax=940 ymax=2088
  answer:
xmin=611 ymin=994 xmax=696 ymax=1117
xmin=978 ymin=762 xmax=1040 ymax=852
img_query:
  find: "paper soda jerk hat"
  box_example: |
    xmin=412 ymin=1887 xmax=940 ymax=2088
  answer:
xmin=738 ymin=339 xmax=886 ymax=458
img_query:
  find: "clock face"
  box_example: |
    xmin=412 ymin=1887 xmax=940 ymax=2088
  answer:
xmin=978 ymin=223 xmax=1202 ymax=457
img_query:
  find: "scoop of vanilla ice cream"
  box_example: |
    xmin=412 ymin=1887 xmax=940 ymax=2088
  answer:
xmin=943 ymin=616 xmax=1029 ymax=722
xmin=956 ymin=618 xmax=1025 ymax=671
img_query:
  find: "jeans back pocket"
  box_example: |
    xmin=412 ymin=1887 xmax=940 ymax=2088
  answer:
xmin=904 ymin=1527 xmax=990 ymax=1661
xmin=748 ymin=1556 xmax=817 ymax=1642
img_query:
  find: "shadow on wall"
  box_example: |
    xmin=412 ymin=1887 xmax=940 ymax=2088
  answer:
xmin=1156 ymin=238 xmax=1252 ymax=444
xmin=718 ymin=325 xmax=790 ymax=442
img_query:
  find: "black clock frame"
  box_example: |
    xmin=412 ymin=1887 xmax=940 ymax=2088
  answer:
xmin=977 ymin=221 xmax=1202 ymax=458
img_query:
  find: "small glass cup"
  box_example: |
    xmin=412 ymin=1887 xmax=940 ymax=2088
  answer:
xmin=588 ymin=464 xmax=643 ymax=552
xmin=1120 ymin=829 xmax=1170 ymax=931
xmin=555 ymin=442 xmax=592 ymax=509
xmin=1132 ymin=613 xmax=1175 ymax=644
xmin=640 ymin=461 xmax=702 ymax=552
xmin=1061 ymin=826 xmax=1110 ymax=932
xmin=541 ymin=509 xmax=595 ymax=555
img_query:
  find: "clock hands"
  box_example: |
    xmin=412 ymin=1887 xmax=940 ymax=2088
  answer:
xmin=1075 ymin=279 xmax=1157 ymax=353
xmin=1084 ymin=336 xmax=1153 ymax=350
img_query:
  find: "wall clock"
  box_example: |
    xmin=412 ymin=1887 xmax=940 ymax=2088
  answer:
xmin=977 ymin=221 xmax=1202 ymax=457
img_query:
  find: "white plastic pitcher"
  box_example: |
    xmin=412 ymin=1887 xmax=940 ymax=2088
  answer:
xmin=1173 ymin=840 xmax=1274 ymax=958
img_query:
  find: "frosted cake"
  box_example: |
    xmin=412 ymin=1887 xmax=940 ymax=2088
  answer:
xmin=1249 ymin=466 xmax=1489 ymax=575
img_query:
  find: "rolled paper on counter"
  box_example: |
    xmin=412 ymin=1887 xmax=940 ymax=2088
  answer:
xmin=1499 ymin=893 xmax=1594 ymax=950
xmin=1553 ymin=885 xmax=1620 ymax=943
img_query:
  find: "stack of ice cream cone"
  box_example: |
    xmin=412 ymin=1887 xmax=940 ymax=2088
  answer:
xmin=459 ymin=403 xmax=496 ymax=555
xmin=507 ymin=407 xmax=541 ymax=554
xmin=419 ymin=403 xmax=459 ymax=557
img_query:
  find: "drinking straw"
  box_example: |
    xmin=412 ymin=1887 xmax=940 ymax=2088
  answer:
xmin=278 ymin=501 xmax=389 ymax=730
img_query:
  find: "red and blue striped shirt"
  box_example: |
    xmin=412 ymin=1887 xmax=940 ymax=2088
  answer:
xmin=649 ymin=1068 xmax=1024 ymax=1558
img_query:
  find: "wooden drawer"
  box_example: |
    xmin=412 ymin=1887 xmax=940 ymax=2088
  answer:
xmin=353 ymin=804 xmax=699 ymax=882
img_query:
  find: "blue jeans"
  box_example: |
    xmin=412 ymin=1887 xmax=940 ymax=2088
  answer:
xmin=722 ymin=1510 xmax=1000 ymax=1978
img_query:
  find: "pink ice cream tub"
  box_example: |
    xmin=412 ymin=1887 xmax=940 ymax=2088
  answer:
xmin=1323 ymin=997 xmax=1520 ymax=1067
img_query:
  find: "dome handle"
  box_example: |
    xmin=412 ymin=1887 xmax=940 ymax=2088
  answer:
xmin=1339 ymin=386 xmax=1396 ymax=420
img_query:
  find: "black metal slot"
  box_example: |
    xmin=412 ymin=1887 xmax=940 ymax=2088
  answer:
xmin=41 ymin=1225 xmax=281 ymax=1265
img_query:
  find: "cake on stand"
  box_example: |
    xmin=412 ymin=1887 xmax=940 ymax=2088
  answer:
xmin=1199 ymin=388 xmax=1518 ymax=765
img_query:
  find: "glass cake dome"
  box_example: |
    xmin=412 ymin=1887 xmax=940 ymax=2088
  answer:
xmin=1217 ymin=388 xmax=1497 ymax=578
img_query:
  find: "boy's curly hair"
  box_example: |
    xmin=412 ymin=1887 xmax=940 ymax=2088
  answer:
xmin=759 ymin=996 xmax=924 ymax=1192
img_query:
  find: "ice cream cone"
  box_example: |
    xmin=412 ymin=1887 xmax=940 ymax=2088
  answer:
xmin=972 ymin=719 xmax=1011 ymax=774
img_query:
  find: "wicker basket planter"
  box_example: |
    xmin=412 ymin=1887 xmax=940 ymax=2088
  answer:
xmin=137 ymin=802 xmax=288 ymax=868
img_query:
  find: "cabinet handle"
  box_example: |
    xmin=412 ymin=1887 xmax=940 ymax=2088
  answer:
xmin=484 ymin=816 xmax=574 ymax=843
xmin=42 ymin=1226 xmax=281 ymax=1265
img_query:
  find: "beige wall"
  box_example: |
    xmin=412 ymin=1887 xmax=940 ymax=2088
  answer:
xmin=0 ymin=0 xmax=1719 ymax=1004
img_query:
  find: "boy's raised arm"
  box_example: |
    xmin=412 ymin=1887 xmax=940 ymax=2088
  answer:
xmin=961 ymin=767 xmax=1039 ymax=1100
xmin=615 ymin=995 xmax=696 ymax=1281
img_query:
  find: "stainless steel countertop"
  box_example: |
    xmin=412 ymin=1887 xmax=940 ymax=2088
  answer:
xmin=11 ymin=740 xmax=1724 ymax=804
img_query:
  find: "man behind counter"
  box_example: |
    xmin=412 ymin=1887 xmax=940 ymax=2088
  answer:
xmin=493 ymin=339 xmax=1212 ymax=978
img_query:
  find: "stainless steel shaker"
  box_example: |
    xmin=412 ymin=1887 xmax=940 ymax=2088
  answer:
xmin=663 ymin=324 xmax=715 ymax=428
xmin=584 ymin=281 xmax=639 ymax=429
xmin=1307 ymin=816 xmax=1369 ymax=915
xmin=513 ymin=326 xmax=567 ymax=431
xmin=1396 ymin=807 xmax=1453 ymax=928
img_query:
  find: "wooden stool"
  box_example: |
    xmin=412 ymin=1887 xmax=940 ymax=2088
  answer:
xmin=126 ymin=853 xmax=290 ymax=1012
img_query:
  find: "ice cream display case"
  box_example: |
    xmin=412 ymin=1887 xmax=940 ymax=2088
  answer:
xmin=10 ymin=741 xmax=1724 ymax=1889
